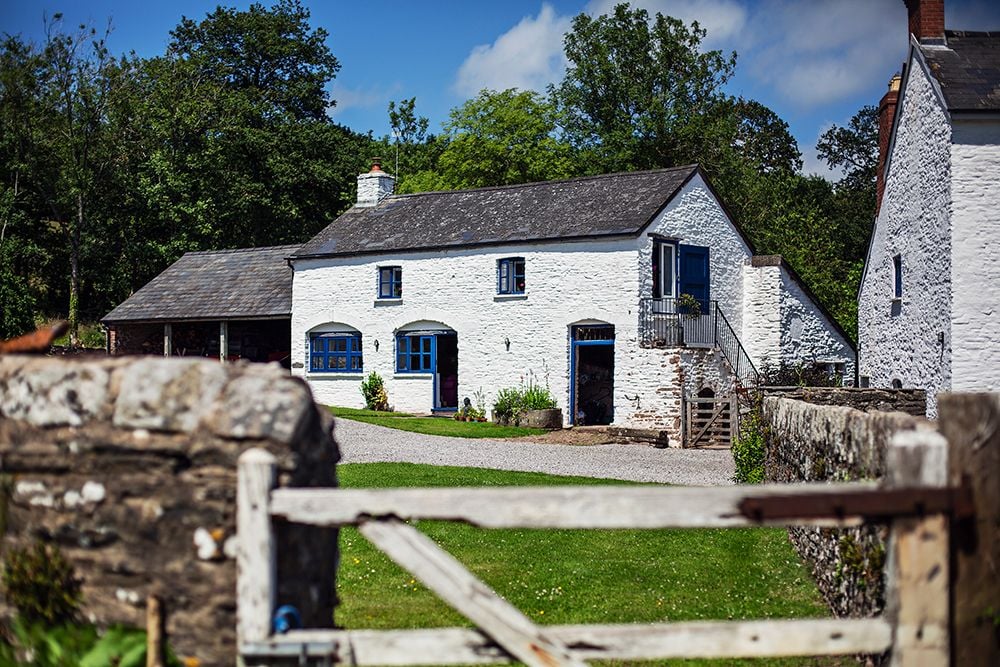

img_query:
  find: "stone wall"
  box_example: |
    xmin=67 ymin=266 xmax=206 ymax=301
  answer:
xmin=0 ymin=355 xmax=339 ymax=666
xmin=763 ymin=396 xmax=933 ymax=619
xmin=763 ymin=386 xmax=926 ymax=416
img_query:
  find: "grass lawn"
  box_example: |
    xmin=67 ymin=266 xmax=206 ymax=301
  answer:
xmin=336 ymin=463 xmax=844 ymax=666
xmin=328 ymin=406 xmax=547 ymax=439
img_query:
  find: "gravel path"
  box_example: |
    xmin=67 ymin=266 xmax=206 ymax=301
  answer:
xmin=334 ymin=418 xmax=735 ymax=486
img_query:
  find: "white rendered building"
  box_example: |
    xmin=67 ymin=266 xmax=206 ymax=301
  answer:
xmin=290 ymin=163 xmax=854 ymax=446
xmin=859 ymin=0 xmax=1000 ymax=417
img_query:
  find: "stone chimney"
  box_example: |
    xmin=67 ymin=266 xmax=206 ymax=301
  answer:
xmin=876 ymin=74 xmax=902 ymax=214
xmin=904 ymin=0 xmax=945 ymax=44
xmin=356 ymin=157 xmax=395 ymax=207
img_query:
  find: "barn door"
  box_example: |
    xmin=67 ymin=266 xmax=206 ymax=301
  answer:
xmin=678 ymin=244 xmax=710 ymax=309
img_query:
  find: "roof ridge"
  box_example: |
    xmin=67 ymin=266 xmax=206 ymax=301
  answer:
xmin=945 ymin=30 xmax=1000 ymax=38
xmin=185 ymin=244 xmax=301 ymax=257
xmin=384 ymin=165 xmax=700 ymax=201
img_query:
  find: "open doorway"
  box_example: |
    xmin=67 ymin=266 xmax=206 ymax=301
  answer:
xmin=435 ymin=333 xmax=458 ymax=409
xmin=571 ymin=325 xmax=615 ymax=425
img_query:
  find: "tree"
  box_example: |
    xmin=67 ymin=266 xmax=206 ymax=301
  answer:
xmin=816 ymin=105 xmax=878 ymax=189
xmin=431 ymin=88 xmax=575 ymax=189
xmin=551 ymin=3 xmax=736 ymax=172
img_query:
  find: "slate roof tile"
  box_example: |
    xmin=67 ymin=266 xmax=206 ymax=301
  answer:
xmin=920 ymin=31 xmax=1000 ymax=111
xmin=293 ymin=166 xmax=699 ymax=258
xmin=102 ymin=245 xmax=297 ymax=323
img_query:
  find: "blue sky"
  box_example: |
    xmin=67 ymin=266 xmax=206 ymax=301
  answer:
xmin=4 ymin=0 xmax=1000 ymax=177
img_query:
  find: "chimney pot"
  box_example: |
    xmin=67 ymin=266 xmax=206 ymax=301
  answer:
xmin=904 ymin=0 xmax=945 ymax=44
xmin=370 ymin=157 xmax=383 ymax=173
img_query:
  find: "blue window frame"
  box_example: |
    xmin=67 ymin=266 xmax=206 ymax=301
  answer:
xmin=892 ymin=254 xmax=902 ymax=299
xmin=310 ymin=333 xmax=362 ymax=373
xmin=379 ymin=266 xmax=402 ymax=299
xmin=396 ymin=334 xmax=435 ymax=373
xmin=498 ymin=257 xmax=525 ymax=294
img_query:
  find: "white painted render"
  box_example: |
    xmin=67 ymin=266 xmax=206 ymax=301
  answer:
xmin=292 ymin=172 xmax=854 ymax=441
xmin=860 ymin=46 xmax=1000 ymax=416
xmin=859 ymin=55 xmax=953 ymax=416
xmin=949 ymin=119 xmax=1000 ymax=394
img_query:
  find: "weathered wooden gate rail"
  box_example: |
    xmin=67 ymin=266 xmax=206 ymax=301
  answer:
xmin=238 ymin=428 xmax=960 ymax=666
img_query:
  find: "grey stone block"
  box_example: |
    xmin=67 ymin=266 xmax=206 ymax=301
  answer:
xmin=0 ymin=356 xmax=111 ymax=427
xmin=112 ymin=358 xmax=228 ymax=433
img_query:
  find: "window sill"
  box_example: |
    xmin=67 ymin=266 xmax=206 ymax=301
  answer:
xmin=306 ymin=372 xmax=365 ymax=380
xmin=394 ymin=373 xmax=433 ymax=379
xmin=375 ymin=298 xmax=402 ymax=306
xmin=494 ymin=294 xmax=527 ymax=302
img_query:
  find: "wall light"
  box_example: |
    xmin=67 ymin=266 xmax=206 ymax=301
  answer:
xmin=374 ymin=339 xmax=380 ymax=351
xmin=504 ymin=336 xmax=511 ymax=352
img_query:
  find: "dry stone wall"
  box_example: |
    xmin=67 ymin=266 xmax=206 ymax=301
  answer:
xmin=763 ymin=396 xmax=933 ymax=619
xmin=763 ymin=386 xmax=926 ymax=416
xmin=0 ymin=355 xmax=339 ymax=666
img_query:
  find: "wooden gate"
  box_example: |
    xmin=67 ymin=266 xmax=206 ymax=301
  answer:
xmin=236 ymin=421 xmax=984 ymax=666
xmin=685 ymin=394 xmax=735 ymax=447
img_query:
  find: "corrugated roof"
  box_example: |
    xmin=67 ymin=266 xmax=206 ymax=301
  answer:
xmin=102 ymin=245 xmax=298 ymax=323
xmin=293 ymin=166 xmax=700 ymax=258
xmin=921 ymin=31 xmax=1000 ymax=111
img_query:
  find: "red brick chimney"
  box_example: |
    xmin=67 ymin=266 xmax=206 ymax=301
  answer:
xmin=904 ymin=0 xmax=945 ymax=43
xmin=876 ymin=74 xmax=902 ymax=214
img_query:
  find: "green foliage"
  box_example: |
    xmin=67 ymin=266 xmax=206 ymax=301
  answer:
xmin=0 ymin=239 xmax=38 ymax=339
xmin=760 ymin=360 xmax=843 ymax=387
xmin=491 ymin=373 xmax=558 ymax=424
xmin=0 ymin=621 xmax=182 ymax=667
xmin=2 ymin=541 xmax=82 ymax=627
xmin=360 ymin=371 xmax=390 ymax=412
xmin=676 ymin=292 xmax=703 ymax=319
xmin=732 ymin=395 xmax=766 ymax=484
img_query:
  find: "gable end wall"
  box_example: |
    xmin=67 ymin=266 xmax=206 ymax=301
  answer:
xmin=859 ymin=55 xmax=952 ymax=416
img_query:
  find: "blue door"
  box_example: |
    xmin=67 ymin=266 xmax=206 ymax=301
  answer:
xmin=678 ymin=244 xmax=710 ymax=308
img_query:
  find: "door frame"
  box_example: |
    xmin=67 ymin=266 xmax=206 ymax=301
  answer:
xmin=433 ymin=332 xmax=458 ymax=410
xmin=569 ymin=325 xmax=615 ymax=426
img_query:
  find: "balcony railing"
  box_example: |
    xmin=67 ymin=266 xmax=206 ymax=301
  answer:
xmin=639 ymin=298 xmax=760 ymax=388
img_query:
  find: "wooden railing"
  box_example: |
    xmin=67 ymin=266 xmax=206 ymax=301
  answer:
xmin=236 ymin=424 xmax=973 ymax=666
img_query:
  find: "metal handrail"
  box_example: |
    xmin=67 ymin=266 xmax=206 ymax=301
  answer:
xmin=638 ymin=298 xmax=760 ymax=388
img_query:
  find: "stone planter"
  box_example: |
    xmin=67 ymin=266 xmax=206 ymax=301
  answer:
xmin=520 ymin=408 xmax=563 ymax=429
xmin=493 ymin=408 xmax=563 ymax=429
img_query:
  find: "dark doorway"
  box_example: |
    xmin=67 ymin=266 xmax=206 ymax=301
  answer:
xmin=435 ymin=333 xmax=458 ymax=409
xmin=571 ymin=325 xmax=615 ymax=425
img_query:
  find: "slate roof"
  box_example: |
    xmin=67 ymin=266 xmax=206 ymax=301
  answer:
xmin=102 ymin=245 xmax=298 ymax=323
xmin=920 ymin=31 xmax=1000 ymax=111
xmin=292 ymin=166 xmax=701 ymax=259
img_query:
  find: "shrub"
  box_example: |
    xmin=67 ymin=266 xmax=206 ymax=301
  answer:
xmin=492 ymin=374 xmax=558 ymax=423
xmin=2 ymin=540 xmax=82 ymax=627
xmin=360 ymin=372 xmax=390 ymax=411
xmin=732 ymin=394 xmax=766 ymax=484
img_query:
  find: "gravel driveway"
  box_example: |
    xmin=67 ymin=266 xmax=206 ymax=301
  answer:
xmin=334 ymin=418 xmax=734 ymax=486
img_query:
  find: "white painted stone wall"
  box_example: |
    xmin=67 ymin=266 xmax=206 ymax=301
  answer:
xmin=741 ymin=263 xmax=781 ymax=369
xmin=776 ymin=266 xmax=856 ymax=379
xmin=859 ymin=55 xmax=952 ymax=416
xmin=949 ymin=119 xmax=1000 ymax=394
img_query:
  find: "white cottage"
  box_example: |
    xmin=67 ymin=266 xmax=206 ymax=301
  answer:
xmin=290 ymin=162 xmax=854 ymax=446
xmin=859 ymin=0 xmax=1000 ymax=417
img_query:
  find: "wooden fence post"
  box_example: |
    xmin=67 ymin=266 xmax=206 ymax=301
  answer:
xmin=146 ymin=595 xmax=164 ymax=667
xmin=938 ymin=393 xmax=1000 ymax=665
xmin=237 ymin=448 xmax=277 ymax=648
xmin=885 ymin=428 xmax=950 ymax=666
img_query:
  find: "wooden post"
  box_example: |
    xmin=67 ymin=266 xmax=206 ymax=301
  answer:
xmin=146 ymin=595 xmax=165 ymax=667
xmin=885 ymin=429 xmax=950 ymax=666
xmin=163 ymin=323 xmax=172 ymax=357
xmin=219 ymin=321 xmax=228 ymax=363
xmin=938 ymin=393 xmax=1000 ymax=665
xmin=237 ymin=448 xmax=277 ymax=647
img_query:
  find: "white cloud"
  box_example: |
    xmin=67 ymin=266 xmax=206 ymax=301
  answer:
xmin=586 ymin=0 xmax=748 ymax=46
xmin=740 ymin=0 xmax=908 ymax=108
xmin=453 ymin=4 xmax=571 ymax=97
xmin=328 ymin=82 xmax=400 ymax=118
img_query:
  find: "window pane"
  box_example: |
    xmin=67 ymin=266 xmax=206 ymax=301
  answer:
xmin=311 ymin=355 xmax=324 ymax=370
xmin=409 ymin=352 xmax=421 ymax=370
xmin=311 ymin=338 xmax=325 ymax=353
xmin=421 ymin=337 xmax=432 ymax=353
xmin=333 ymin=355 xmax=347 ymax=369
xmin=499 ymin=260 xmax=509 ymax=293
xmin=351 ymin=337 xmax=360 ymax=351
xmin=393 ymin=282 xmax=402 ymax=298
xmin=351 ymin=357 xmax=362 ymax=370
xmin=397 ymin=353 xmax=407 ymax=371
